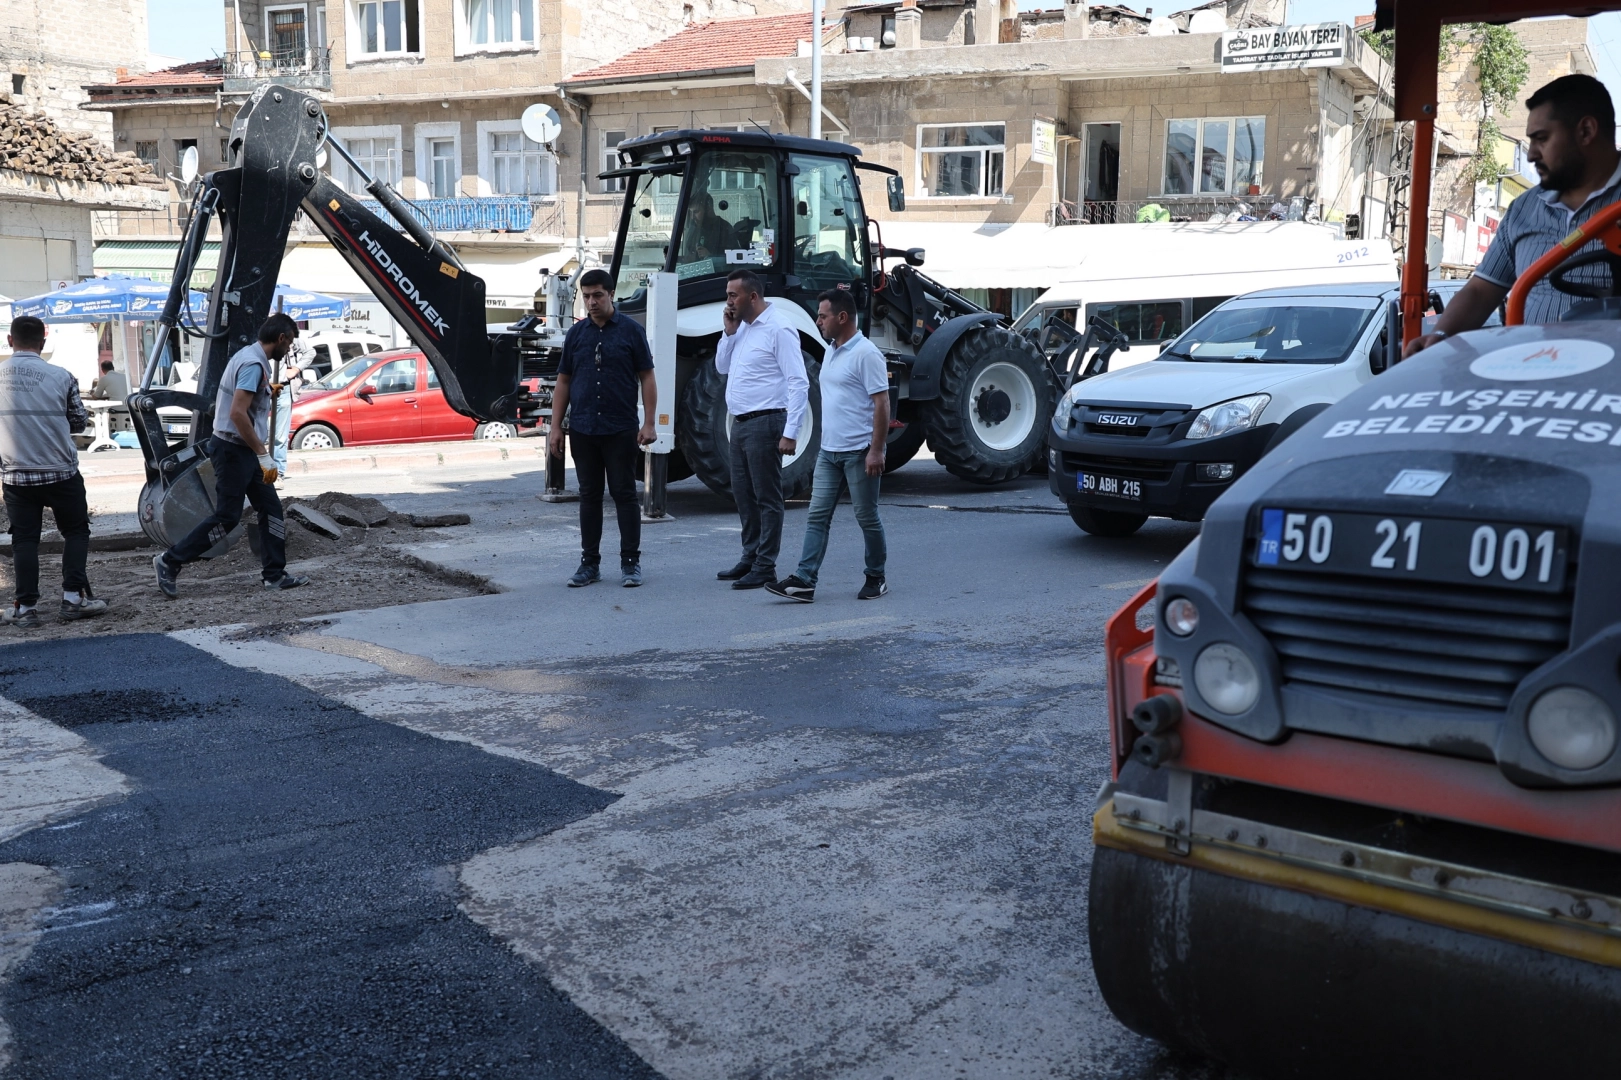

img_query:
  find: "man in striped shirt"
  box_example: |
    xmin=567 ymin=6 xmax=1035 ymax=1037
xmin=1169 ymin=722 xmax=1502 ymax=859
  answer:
xmin=1407 ymin=74 xmax=1621 ymax=354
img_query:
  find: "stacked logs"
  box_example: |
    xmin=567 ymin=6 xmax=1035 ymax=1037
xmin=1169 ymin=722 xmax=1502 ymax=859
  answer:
xmin=0 ymin=104 xmax=160 ymax=186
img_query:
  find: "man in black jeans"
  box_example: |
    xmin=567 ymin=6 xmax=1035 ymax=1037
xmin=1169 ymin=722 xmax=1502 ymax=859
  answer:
xmin=155 ymin=313 xmax=310 ymax=598
xmin=0 ymin=316 xmax=108 ymax=628
xmin=547 ymin=268 xmax=657 ymax=587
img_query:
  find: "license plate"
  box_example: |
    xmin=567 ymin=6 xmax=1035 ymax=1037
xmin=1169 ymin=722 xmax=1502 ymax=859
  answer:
xmin=1254 ymin=508 xmax=1569 ymax=592
xmin=1080 ymin=472 xmax=1142 ymax=501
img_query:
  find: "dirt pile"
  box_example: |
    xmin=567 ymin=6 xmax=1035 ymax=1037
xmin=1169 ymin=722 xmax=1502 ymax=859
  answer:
xmin=0 ymin=491 xmax=491 ymax=640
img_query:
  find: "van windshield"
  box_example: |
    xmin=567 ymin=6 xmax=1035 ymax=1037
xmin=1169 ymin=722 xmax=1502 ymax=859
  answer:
xmin=1161 ymin=299 xmax=1379 ymax=364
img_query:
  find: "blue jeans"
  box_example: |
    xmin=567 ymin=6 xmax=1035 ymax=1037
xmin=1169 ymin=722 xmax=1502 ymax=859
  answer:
xmin=796 ymin=449 xmax=885 ymax=586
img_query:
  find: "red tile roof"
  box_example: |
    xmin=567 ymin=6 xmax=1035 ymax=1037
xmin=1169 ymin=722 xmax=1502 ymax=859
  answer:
xmin=86 ymin=59 xmax=223 ymax=102
xmin=566 ymin=13 xmax=814 ymax=85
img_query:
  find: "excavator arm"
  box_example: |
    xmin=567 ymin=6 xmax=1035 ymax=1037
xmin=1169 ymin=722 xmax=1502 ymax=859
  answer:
xmin=128 ymin=82 xmax=534 ymax=548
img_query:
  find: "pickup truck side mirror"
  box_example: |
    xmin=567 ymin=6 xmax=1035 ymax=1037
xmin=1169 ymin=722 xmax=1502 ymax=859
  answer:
xmin=886 ymin=174 xmax=905 ymax=213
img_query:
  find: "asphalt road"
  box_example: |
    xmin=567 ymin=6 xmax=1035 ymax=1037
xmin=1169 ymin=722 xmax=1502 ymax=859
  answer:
xmin=0 ymin=457 xmax=1229 ymax=1079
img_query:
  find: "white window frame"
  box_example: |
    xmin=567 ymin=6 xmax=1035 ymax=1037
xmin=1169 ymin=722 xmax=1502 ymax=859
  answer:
xmin=264 ymin=3 xmax=311 ymax=63
xmin=314 ymin=4 xmax=328 ymax=47
xmin=345 ymin=0 xmax=422 ymax=63
xmin=1161 ymin=115 xmax=1266 ymax=197
xmin=413 ymin=122 xmax=462 ymax=200
xmin=475 ymin=119 xmax=557 ymax=197
xmin=329 ymin=124 xmax=403 ymax=191
xmin=601 ymin=129 xmax=628 ymax=193
xmin=914 ymin=122 xmax=1007 ymax=200
xmin=453 ymin=0 xmax=538 ymax=55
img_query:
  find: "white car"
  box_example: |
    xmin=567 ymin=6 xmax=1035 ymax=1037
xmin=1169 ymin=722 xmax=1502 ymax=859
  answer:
xmin=1047 ymin=280 xmax=1493 ymax=536
xmin=295 ymin=329 xmax=392 ymax=380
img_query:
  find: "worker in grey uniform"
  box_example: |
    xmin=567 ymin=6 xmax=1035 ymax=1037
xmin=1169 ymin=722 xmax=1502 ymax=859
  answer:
xmin=154 ymin=313 xmax=310 ymax=597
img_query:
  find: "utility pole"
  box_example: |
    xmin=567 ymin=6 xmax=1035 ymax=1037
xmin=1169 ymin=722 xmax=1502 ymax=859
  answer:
xmin=811 ymin=0 xmax=824 ymax=139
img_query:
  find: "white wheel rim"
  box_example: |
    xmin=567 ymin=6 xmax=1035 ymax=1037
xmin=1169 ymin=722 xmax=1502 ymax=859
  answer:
xmin=300 ymin=430 xmax=334 ymax=450
xmin=480 ymin=423 xmax=514 ymax=439
xmin=968 ymin=361 xmax=1037 ymax=452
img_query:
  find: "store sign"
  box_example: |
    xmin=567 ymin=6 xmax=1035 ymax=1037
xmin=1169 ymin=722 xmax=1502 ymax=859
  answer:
xmin=1221 ymin=22 xmax=1348 ymax=72
xmin=1031 ymin=120 xmax=1056 ymax=166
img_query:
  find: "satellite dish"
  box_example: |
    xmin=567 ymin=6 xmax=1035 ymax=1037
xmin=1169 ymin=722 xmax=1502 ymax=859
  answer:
xmin=521 ymin=103 xmax=563 ymax=145
xmin=315 ymin=148 xmax=328 ymax=169
xmin=180 ymin=145 xmax=200 ymax=185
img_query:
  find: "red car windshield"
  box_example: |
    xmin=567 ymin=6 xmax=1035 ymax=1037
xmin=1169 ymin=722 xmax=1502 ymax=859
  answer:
xmin=317 ymin=356 xmax=375 ymax=390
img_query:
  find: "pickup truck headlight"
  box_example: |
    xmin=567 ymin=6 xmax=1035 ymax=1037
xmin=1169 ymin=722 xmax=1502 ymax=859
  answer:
xmin=1054 ymin=392 xmax=1076 ymax=431
xmin=1187 ymin=394 xmax=1270 ymax=440
xmin=1528 ymin=686 xmax=1617 ymax=770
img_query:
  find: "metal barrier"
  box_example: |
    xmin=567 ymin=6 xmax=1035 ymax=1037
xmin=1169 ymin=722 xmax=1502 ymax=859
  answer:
xmin=222 ymin=47 xmax=333 ymax=92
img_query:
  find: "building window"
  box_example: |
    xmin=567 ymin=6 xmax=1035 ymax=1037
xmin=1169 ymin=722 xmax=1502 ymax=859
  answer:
xmin=332 ymin=132 xmax=400 ymax=189
xmin=1164 ymin=116 xmax=1265 ymax=195
xmin=355 ymin=0 xmax=420 ymax=55
xmin=268 ymin=5 xmax=308 ymax=62
xmin=490 ymin=131 xmax=553 ymax=195
xmin=918 ymin=123 xmax=1005 ymax=198
xmin=10 ymin=74 xmax=24 ymax=96
xmin=136 ymin=141 xmax=159 ymax=166
xmin=880 ymin=14 xmax=896 ymax=47
xmin=173 ymin=138 xmax=198 ymax=172
xmin=429 ymin=138 xmax=458 ymax=197
xmin=315 ymin=4 xmax=328 ymax=46
xmin=467 ymin=0 xmax=534 ymax=45
xmin=602 ymin=130 xmax=627 ymax=193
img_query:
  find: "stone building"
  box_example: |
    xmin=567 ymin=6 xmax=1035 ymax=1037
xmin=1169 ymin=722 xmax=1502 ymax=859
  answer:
xmin=0 ymin=0 xmax=150 ymax=142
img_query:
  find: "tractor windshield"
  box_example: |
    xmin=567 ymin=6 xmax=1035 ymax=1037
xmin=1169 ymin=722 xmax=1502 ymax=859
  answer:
xmin=674 ymin=149 xmax=780 ymax=283
xmin=615 ymin=169 xmax=683 ymax=304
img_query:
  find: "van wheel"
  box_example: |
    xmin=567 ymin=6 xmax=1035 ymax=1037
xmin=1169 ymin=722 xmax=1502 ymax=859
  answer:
xmin=1070 ymin=505 xmax=1147 ymax=537
xmin=291 ymin=423 xmax=341 ymax=451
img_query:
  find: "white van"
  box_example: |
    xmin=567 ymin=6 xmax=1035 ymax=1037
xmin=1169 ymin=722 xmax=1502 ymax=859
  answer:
xmin=1046 ymin=280 xmax=1490 ymax=536
xmin=1013 ymin=237 xmax=1397 ymax=369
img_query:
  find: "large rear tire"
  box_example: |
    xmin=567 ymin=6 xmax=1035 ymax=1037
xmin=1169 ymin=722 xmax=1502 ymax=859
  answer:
xmin=677 ymin=350 xmax=822 ymax=499
xmin=924 ymin=327 xmax=1057 ymax=485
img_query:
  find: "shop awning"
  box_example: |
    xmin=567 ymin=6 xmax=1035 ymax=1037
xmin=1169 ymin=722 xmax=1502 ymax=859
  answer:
xmin=93 ymin=240 xmax=219 ymax=286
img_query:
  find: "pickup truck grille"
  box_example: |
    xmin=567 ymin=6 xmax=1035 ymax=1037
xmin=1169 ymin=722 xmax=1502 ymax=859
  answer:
xmin=1062 ymin=453 xmax=1176 ymax=482
xmin=1241 ymin=567 xmax=1574 ymax=710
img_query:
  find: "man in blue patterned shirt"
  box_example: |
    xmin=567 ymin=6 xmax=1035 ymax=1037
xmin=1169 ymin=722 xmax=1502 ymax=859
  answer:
xmin=1407 ymin=74 xmax=1621 ymax=355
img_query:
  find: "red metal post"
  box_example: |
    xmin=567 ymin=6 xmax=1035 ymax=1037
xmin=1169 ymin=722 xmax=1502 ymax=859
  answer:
xmin=1400 ymin=116 xmax=1435 ymax=346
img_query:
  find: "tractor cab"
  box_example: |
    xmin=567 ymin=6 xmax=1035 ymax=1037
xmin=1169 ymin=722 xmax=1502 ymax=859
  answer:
xmin=607 ymin=130 xmax=875 ymax=323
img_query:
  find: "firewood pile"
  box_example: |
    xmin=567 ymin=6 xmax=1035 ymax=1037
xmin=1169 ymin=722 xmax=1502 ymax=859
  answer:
xmin=0 ymin=103 xmax=160 ymax=186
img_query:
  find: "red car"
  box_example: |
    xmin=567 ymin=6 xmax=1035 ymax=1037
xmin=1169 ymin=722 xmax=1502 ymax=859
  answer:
xmin=289 ymin=350 xmax=520 ymax=450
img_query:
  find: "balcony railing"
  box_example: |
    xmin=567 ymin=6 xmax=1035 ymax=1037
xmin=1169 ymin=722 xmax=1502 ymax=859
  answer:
xmin=223 ymin=47 xmax=332 ymax=93
xmin=1049 ymin=195 xmax=1312 ymax=226
xmin=357 ymin=196 xmax=566 ymax=235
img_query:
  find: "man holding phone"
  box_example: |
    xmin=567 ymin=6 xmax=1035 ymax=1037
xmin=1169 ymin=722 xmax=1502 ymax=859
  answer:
xmin=548 ymin=269 xmax=657 ymax=588
xmin=714 ymin=269 xmax=809 ymax=590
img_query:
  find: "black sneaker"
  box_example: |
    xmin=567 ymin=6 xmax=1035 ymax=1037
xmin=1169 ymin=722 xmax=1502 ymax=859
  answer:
xmin=154 ymin=554 xmax=179 ymax=599
xmin=568 ymin=563 xmax=602 ymax=588
xmin=765 ymin=575 xmax=815 ymax=603
xmin=265 ymin=572 xmax=311 ymax=590
xmin=857 ymin=575 xmax=888 ymax=600
xmin=621 ymin=563 xmax=644 ymax=588
xmin=716 ymin=560 xmax=753 ymax=581
xmin=61 ymin=590 xmax=108 ymax=620
xmin=732 ymin=569 xmax=773 ymax=590
xmin=2 ymin=604 xmax=40 ymax=629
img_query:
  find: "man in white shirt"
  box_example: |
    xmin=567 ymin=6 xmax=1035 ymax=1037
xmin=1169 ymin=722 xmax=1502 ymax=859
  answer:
xmin=713 ymin=269 xmax=809 ymax=590
xmin=767 ymin=289 xmax=889 ymax=603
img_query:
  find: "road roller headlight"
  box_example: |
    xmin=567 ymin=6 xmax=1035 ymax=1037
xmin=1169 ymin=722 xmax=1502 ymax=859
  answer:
xmin=1527 ymin=686 xmax=1617 ymax=771
xmin=1164 ymin=597 xmax=1200 ymax=636
xmin=1193 ymin=643 xmax=1260 ymax=715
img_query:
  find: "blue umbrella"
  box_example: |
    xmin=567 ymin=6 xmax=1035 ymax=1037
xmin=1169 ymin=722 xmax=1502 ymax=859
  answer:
xmin=273 ymin=284 xmax=350 ymax=321
xmin=13 ymin=274 xmax=207 ymax=324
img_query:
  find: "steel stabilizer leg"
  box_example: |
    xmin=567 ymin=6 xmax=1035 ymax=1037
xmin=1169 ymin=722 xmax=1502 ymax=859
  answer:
xmin=541 ymin=442 xmax=577 ymax=503
xmin=642 ymin=450 xmax=672 ymax=523
xmin=1087 ymin=845 xmax=1621 ymax=1079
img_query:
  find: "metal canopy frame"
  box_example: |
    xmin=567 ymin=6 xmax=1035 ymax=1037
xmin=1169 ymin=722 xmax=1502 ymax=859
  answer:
xmin=1376 ymin=1 xmax=1621 ymax=342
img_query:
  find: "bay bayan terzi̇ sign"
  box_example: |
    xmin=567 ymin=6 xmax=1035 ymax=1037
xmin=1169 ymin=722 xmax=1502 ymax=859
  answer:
xmin=1221 ymin=22 xmax=1348 ymax=72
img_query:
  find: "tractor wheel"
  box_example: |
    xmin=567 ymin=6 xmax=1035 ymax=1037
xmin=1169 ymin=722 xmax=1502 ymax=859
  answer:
xmin=677 ymin=350 xmax=822 ymax=499
xmin=924 ymin=326 xmax=1058 ymax=485
xmin=883 ymin=418 xmax=927 ymax=474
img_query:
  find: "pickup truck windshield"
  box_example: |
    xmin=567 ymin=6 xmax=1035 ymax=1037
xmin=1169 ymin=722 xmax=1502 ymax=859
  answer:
xmin=1161 ymin=299 xmax=1379 ymax=364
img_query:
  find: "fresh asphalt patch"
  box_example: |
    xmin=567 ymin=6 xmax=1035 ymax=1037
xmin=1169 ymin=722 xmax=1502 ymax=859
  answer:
xmin=0 ymin=634 xmax=663 ymax=1080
